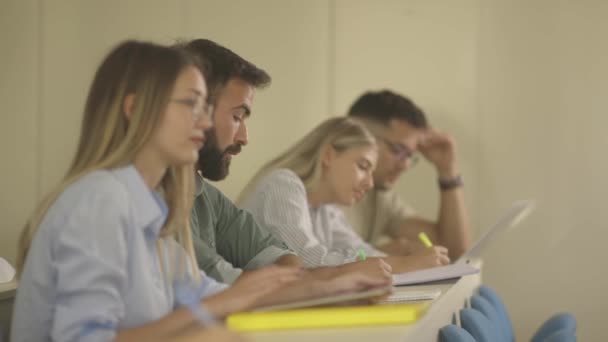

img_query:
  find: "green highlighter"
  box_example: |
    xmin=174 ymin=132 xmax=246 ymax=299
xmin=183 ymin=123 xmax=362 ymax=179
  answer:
xmin=358 ymin=248 xmax=367 ymax=261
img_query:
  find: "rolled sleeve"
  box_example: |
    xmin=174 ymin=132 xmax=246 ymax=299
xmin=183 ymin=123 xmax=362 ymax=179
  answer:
xmin=190 ymin=226 xmax=232 ymax=282
xmin=51 ymin=188 xmax=129 ymax=342
xmin=202 ymin=181 xmax=293 ymax=269
xmin=207 ymin=259 xmax=243 ymax=284
xmin=197 ymin=269 xmax=229 ymax=298
xmin=243 ymin=245 xmax=296 ymax=270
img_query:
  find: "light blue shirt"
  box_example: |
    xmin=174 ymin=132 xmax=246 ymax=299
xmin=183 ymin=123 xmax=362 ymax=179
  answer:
xmin=11 ymin=165 xmax=228 ymax=342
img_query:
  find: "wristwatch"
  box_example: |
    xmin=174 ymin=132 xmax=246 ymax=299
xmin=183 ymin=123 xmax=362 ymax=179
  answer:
xmin=438 ymin=174 xmax=463 ymax=191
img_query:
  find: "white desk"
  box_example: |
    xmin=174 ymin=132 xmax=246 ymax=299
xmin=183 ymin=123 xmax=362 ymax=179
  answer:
xmin=246 ymin=271 xmax=481 ymax=342
xmin=0 ymin=279 xmax=17 ymax=300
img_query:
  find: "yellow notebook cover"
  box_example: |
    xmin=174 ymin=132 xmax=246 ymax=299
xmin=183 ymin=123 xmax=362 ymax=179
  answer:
xmin=226 ymin=302 xmax=428 ymax=332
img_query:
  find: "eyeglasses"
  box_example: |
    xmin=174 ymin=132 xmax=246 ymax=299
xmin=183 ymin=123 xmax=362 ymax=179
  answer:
xmin=171 ymin=97 xmax=214 ymax=122
xmin=379 ymin=137 xmax=419 ymax=166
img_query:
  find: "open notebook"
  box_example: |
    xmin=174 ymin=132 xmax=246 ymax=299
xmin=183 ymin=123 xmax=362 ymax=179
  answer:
xmin=393 ymin=200 xmax=535 ymax=286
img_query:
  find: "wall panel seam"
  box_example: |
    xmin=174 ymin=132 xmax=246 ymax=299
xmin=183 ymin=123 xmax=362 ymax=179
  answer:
xmin=327 ymin=0 xmax=336 ymax=117
xmin=35 ymin=0 xmax=45 ymax=201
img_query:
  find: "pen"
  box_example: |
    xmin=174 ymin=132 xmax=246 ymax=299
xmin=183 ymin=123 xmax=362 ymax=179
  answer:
xmin=358 ymin=248 xmax=367 ymax=261
xmin=418 ymin=232 xmax=433 ymax=248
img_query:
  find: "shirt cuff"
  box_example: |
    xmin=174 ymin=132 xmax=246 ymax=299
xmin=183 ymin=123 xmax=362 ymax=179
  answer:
xmin=199 ymin=272 xmax=229 ymax=297
xmin=243 ymin=246 xmax=296 ymax=270
xmin=173 ymin=275 xmax=222 ymax=326
xmin=208 ymin=259 xmax=243 ymax=284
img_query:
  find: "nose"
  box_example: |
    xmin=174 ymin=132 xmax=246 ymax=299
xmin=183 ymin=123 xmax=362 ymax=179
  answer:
xmin=195 ymin=110 xmax=213 ymax=132
xmin=235 ymin=121 xmax=248 ymax=146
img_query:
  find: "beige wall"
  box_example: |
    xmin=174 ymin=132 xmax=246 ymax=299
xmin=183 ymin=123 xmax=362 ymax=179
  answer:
xmin=1 ymin=0 xmax=40 ymax=271
xmin=332 ymin=0 xmax=480 ymax=228
xmin=1 ymin=0 xmax=606 ymax=340
xmin=478 ymin=1 xmax=608 ymax=340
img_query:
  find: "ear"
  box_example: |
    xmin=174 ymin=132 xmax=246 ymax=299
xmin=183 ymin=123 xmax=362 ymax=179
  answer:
xmin=122 ymin=93 xmax=136 ymax=121
xmin=321 ymin=144 xmax=336 ymax=169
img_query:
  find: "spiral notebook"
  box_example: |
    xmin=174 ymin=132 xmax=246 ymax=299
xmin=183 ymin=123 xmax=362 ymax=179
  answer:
xmin=381 ymin=288 xmax=442 ymax=303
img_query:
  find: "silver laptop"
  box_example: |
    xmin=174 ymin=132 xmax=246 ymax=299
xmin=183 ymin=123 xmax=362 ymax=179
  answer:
xmin=455 ymin=199 xmax=536 ymax=264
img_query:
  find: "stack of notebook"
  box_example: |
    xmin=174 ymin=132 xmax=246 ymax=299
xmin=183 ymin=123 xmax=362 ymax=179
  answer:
xmin=227 ymin=302 xmax=429 ymax=331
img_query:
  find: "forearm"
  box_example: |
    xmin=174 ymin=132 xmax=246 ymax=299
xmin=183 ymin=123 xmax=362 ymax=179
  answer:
xmin=203 ymin=264 xmax=304 ymax=317
xmin=252 ymin=276 xmax=327 ymax=308
xmin=436 ymin=183 xmax=471 ymax=259
xmin=303 ymin=262 xmax=368 ymax=281
xmin=312 ymin=256 xmax=413 ymax=274
xmin=203 ymin=290 xmax=247 ymax=318
xmin=387 ymin=187 xmax=470 ymax=259
xmin=381 ymin=256 xmax=419 ymax=273
xmin=295 ymin=264 xmax=341 ymax=280
xmin=245 ymin=260 xmax=392 ymax=308
xmin=205 ymin=269 xmax=329 ymax=310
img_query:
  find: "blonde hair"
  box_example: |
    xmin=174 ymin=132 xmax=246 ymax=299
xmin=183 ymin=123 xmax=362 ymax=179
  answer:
xmin=238 ymin=117 xmax=376 ymax=202
xmin=17 ymin=40 xmax=200 ymax=279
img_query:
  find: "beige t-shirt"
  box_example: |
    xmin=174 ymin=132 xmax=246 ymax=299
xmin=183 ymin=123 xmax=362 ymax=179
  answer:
xmin=342 ymin=188 xmax=415 ymax=247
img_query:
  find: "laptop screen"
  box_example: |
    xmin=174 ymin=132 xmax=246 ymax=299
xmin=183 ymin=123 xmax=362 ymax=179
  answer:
xmin=455 ymin=199 xmax=536 ymax=264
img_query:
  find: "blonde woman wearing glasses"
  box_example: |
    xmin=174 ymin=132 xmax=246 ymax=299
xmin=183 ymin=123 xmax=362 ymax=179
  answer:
xmin=11 ymin=41 xmax=298 ymax=342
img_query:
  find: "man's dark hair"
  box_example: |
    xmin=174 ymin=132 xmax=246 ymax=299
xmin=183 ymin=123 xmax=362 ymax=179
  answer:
xmin=180 ymin=39 xmax=271 ymax=103
xmin=347 ymin=90 xmax=428 ymax=129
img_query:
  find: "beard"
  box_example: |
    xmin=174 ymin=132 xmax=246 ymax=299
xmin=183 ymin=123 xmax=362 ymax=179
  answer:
xmin=197 ymin=129 xmax=242 ymax=181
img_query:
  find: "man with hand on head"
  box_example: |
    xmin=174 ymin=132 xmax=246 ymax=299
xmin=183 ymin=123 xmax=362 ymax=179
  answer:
xmin=344 ymin=90 xmax=471 ymax=262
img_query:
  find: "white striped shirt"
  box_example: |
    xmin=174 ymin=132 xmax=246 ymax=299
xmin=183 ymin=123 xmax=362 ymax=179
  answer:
xmin=239 ymin=169 xmax=385 ymax=267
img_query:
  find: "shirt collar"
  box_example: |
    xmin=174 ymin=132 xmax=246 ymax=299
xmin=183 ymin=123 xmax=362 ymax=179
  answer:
xmin=111 ymin=165 xmax=168 ymax=237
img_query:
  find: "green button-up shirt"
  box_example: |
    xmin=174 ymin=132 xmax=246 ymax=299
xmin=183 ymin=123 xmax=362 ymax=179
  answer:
xmin=190 ymin=176 xmax=294 ymax=283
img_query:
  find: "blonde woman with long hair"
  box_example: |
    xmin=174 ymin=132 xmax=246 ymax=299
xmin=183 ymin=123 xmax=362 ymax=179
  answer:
xmin=11 ymin=41 xmax=298 ymax=342
xmin=238 ymin=117 xmax=450 ymax=274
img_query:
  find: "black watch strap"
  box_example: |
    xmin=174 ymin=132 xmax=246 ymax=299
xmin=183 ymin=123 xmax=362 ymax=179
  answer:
xmin=438 ymin=174 xmax=463 ymax=191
